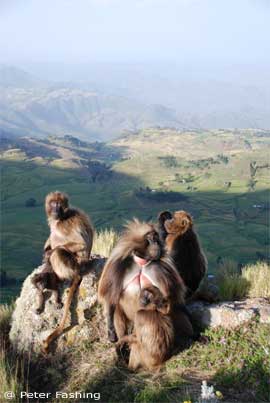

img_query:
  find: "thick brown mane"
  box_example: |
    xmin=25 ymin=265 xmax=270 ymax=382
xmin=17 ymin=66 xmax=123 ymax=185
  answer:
xmin=98 ymin=218 xmax=193 ymax=368
xmin=98 ymin=219 xmax=159 ymax=304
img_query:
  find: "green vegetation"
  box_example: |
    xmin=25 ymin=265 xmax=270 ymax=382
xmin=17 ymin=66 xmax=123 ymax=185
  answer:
xmin=0 ymin=304 xmax=25 ymax=403
xmin=92 ymin=229 xmax=119 ymax=258
xmin=216 ymin=260 xmax=270 ymax=301
xmin=158 ymin=155 xmax=180 ymax=168
xmin=0 ymin=301 xmax=269 ymax=402
xmin=1 ymin=128 xmax=270 ymax=302
xmin=242 ymin=262 xmax=270 ymax=298
xmin=188 ymin=154 xmax=229 ymax=169
xmin=216 ymin=260 xmax=249 ymax=301
xmin=135 ymin=188 xmax=188 ymax=203
xmin=0 ymin=304 xmax=13 ymax=337
xmin=168 ymin=321 xmax=270 ymax=402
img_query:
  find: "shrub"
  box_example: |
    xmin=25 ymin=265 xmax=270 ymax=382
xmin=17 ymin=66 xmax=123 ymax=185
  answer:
xmin=216 ymin=259 xmax=249 ymax=301
xmin=0 ymin=303 xmax=24 ymax=399
xmin=216 ymin=259 xmax=270 ymax=301
xmin=92 ymin=229 xmax=119 ymax=257
xmin=0 ymin=349 xmax=24 ymax=402
xmin=136 ymin=189 xmax=188 ymax=203
xmin=242 ymin=262 xmax=270 ymax=298
xmin=0 ymin=304 xmax=13 ymax=339
xmin=158 ymin=155 xmax=179 ymax=168
xmin=217 ymin=154 xmax=229 ymax=164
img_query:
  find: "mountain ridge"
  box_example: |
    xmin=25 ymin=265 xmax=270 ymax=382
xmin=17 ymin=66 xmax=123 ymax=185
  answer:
xmin=1 ymin=65 xmax=269 ymax=141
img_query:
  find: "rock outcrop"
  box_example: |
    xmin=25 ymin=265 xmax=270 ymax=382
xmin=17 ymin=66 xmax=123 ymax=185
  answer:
xmin=9 ymin=259 xmax=270 ymax=354
xmin=9 ymin=256 xmax=106 ymax=354
xmin=188 ymin=298 xmax=270 ymax=329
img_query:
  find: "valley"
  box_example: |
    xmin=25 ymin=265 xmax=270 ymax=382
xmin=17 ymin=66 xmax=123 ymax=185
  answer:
xmin=1 ymin=128 xmax=269 ymax=302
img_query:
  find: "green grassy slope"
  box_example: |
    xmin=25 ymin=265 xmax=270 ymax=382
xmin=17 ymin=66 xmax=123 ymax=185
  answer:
xmin=1 ymin=304 xmax=269 ymax=402
xmin=1 ymin=129 xmax=269 ymax=302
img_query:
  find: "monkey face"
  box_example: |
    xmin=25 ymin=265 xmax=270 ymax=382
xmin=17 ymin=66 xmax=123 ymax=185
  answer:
xmin=45 ymin=192 xmax=69 ymax=219
xmin=139 ymin=289 xmax=154 ymax=307
xmin=145 ymin=230 xmax=162 ymax=261
xmin=133 ymin=230 xmax=162 ymax=262
xmin=139 ymin=287 xmax=170 ymax=314
xmin=139 ymin=287 xmax=161 ymax=307
xmin=50 ymin=200 xmax=65 ymax=219
xmin=164 ymin=210 xmax=193 ymax=235
xmin=146 ymin=230 xmax=162 ymax=260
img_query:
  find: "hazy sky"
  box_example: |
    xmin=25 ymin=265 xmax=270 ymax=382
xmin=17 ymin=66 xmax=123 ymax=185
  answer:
xmin=0 ymin=0 xmax=269 ymax=65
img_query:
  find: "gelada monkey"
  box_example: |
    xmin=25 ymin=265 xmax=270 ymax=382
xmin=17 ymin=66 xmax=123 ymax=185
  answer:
xmin=117 ymin=285 xmax=174 ymax=371
xmin=32 ymin=191 xmax=93 ymax=352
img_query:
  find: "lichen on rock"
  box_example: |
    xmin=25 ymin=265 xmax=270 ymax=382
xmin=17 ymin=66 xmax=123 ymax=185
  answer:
xmin=9 ymin=256 xmax=106 ymax=354
xmin=188 ymin=298 xmax=270 ymax=329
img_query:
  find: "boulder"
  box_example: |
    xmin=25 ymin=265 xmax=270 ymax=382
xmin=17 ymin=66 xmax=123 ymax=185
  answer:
xmin=188 ymin=298 xmax=270 ymax=329
xmin=9 ymin=256 xmax=106 ymax=354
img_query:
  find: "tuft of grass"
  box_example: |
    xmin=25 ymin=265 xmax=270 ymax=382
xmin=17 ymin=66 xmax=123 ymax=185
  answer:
xmin=0 ymin=349 xmax=24 ymax=403
xmin=216 ymin=259 xmax=249 ymax=301
xmin=92 ymin=228 xmax=119 ymax=257
xmin=0 ymin=303 xmax=25 ymax=403
xmin=0 ymin=304 xmax=13 ymax=338
xmin=216 ymin=259 xmax=270 ymax=301
xmin=242 ymin=261 xmax=270 ymax=298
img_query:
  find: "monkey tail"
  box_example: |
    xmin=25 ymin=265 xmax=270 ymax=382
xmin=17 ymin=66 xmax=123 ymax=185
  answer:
xmin=42 ymin=274 xmax=81 ymax=353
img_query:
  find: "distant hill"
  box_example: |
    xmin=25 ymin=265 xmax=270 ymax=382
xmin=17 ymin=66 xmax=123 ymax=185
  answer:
xmin=0 ymin=66 xmax=185 ymax=140
xmin=1 ymin=65 xmax=270 ymax=141
xmin=0 ymin=65 xmax=43 ymax=88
